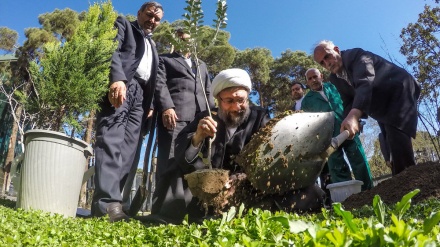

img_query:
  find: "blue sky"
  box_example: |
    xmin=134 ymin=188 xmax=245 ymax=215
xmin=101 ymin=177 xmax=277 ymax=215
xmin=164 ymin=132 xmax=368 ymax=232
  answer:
xmin=1 ymin=0 xmax=434 ymax=65
xmin=0 ymin=0 xmax=435 ymax=168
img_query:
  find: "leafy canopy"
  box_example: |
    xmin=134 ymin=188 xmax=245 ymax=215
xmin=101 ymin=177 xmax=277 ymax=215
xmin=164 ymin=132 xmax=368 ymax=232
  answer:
xmin=29 ymin=1 xmax=118 ymax=131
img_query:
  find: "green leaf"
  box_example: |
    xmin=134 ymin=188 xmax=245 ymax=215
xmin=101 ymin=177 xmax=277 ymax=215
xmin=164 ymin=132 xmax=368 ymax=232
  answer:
xmin=423 ymin=211 xmax=440 ymax=234
xmin=333 ymin=203 xmax=359 ymax=233
xmin=373 ymin=194 xmax=386 ymax=224
xmin=226 ymin=206 xmax=236 ymax=222
xmin=238 ymin=203 xmax=245 ymax=218
xmin=269 ymin=216 xmax=311 ymax=233
xmin=393 ymin=189 xmax=420 ymax=220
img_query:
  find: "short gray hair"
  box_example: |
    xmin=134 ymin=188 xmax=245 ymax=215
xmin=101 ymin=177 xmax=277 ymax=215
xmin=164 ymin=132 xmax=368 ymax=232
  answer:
xmin=304 ymin=68 xmax=321 ymax=77
xmin=139 ymin=1 xmax=163 ymax=12
xmin=315 ymin=40 xmax=335 ymax=50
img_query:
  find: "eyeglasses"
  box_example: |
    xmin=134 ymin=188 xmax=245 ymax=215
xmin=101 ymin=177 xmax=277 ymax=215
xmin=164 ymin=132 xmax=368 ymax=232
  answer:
xmin=218 ymin=96 xmax=248 ymax=105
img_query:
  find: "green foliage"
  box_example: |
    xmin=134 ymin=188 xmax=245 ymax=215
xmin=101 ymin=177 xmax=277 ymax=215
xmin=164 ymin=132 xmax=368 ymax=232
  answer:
xmin=1 ymin=190 xmax=439 ymax=246
xmin=233 ymin=48 xmax=273 ymax=108
xmin=269 ymin=50 xmax=320 ymax=114
xmin=154 ymin=21 xmax=235 ymax=75
xmin=368 ymin=135 xmax=392 ymax=177
xmin=400 ymin=4 xmax=440 ymax=152
xmin=232 ymin=49 xmax=321 ymax=114
xmin=167 ymin=0 xmax=227 ymax=54
xmin=28 ymin=1 xmax=117 ymax=131
xmin=413 ymin=131 xmax=440 ymax=163
xmin=0 ymin=27 xmax=18 ymax=51
xmin=166 ymin=0 xmax=231 ymax=76
xmin=37 ymin=8 xmax=80 ymax=42
xmin=22 ymin=8 xmax=81 ymax=61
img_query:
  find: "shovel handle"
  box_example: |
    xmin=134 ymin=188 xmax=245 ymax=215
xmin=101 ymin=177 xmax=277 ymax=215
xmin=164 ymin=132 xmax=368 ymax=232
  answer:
xmin=331 ymin=130 xmax=350 ymax=149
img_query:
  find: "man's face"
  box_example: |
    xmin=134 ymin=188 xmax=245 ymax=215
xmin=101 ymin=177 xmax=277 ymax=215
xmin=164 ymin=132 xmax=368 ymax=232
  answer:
xmin=178 ymin=32 xmax=191 ymax=41
xmin=137 ymin=6 xmax=163 ymax=34
xmin=217 ymin=87 xmax=250 ymax=127
xmin=305 ymin=69 xmax=324 ymax=91
xmin=313 ymin=45 xmax=343 ymax=74
xmin=291 ymin=84 xmax=304 ymax=101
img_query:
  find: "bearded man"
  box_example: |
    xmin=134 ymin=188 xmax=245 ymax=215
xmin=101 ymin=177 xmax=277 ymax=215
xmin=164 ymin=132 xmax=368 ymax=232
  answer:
xmin=145 ymin=68 xmax=325 ymax=224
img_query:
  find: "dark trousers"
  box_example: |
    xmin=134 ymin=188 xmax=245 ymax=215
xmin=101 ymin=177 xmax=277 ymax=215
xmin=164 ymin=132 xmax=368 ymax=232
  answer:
xmin=379 ymin=122 xmax=416 ymax=175
xmin=92 ymin=80 xmax=145 ymax=216
xmin=156 ymin=120 xmax=189 ymax=183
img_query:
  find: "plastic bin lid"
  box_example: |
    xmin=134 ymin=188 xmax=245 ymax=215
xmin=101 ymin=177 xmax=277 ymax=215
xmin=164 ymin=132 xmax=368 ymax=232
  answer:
xmin=326 ymin=180 xmax=363 ymax=189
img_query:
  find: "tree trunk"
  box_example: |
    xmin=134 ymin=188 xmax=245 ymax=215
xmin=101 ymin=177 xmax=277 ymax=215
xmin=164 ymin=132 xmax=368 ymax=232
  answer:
xmin=1 ymin=105 xmax=22 ymax=195
xmin=54 ymin=105 xmax=66 ymax=132
xmin=79 ymin=110 xmax=95 ymax=209
xmin=258 ymin=92 xmax=265 ymax=108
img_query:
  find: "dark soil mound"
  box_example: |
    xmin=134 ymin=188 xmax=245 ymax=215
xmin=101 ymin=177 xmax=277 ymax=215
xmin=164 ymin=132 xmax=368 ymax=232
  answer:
xmin=342 ymin=161 xmax=440 ymax=210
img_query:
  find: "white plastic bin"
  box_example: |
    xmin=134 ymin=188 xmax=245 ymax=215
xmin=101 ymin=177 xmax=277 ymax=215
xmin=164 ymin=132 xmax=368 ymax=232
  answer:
xmin=326 ymin=180 xmax=363 ymax=202
xmin=17 ymin=129 xmax=92 ymax=217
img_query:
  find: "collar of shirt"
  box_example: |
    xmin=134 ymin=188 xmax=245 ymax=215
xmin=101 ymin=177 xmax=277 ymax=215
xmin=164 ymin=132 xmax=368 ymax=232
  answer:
xmin=135 ymin=34 xmax=153 ymax=81
xmin=317 ymin=90 xmax=329 ymax=102
xmin=135 ymin=21 xmax=153 ymax=39
xmin=336 ymin=69 xmax=352 ymax=85
xmin=294 ymin=97 xmax=304 ymax=110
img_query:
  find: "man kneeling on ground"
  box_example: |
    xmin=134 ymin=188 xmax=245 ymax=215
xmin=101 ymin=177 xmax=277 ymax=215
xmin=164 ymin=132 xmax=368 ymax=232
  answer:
xmin=147 ymin=68 xmax=325 ymax=224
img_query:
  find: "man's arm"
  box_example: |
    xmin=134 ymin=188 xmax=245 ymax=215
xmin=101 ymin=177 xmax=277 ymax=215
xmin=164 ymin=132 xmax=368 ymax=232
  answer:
xmin=349 ymin=50 xmax=376 ymax=115
xmin=155 ymin=56 xmax=178 ymax=129
xmin=108 ymin=16 xmax=129 ymax=108
xmin=174 ymin=112 xmax=213 ymax=173
xmin=340 ymin=108 xmax=363 ymax=139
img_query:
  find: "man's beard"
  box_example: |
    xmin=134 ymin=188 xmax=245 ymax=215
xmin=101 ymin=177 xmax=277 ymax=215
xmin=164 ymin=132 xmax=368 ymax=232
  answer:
xmin=293 ymin=93 xmax=303 ymax=100
xmin=218 ymin=105 xmax=251 ymax=128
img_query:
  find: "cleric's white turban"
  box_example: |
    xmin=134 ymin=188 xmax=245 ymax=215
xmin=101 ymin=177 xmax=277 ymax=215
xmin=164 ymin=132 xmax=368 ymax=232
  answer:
xmin=211 ymin=68 xmax=252 ymax=97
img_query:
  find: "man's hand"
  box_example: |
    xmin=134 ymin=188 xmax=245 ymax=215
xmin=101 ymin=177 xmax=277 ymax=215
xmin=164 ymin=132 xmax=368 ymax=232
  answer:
xmin=192 ymin=116 xmax=217 ymax=147
xmin=162 ymin=108 xmax=178 ymax=130
xmin=108 ymin=81 xmax=126 ymax=108
xmin=340 ymin=108 xmax=363 ymax=139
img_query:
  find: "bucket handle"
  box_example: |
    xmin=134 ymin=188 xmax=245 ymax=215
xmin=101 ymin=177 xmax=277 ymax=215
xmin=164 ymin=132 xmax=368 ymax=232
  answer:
xmin=10 ymin=153 xmax=25 ymax=195
xmin=82 ymin=145 xmax=94 ymax=184
xmin=84 ymin=145 xmax=93 ymax=158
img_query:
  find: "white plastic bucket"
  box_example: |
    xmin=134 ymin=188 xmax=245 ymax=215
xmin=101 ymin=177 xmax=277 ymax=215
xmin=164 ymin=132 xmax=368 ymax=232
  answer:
xmin=17 ymin=129 xmax=93 ymax=217
xmin=326 ymin=180 xmax=363 ymax=202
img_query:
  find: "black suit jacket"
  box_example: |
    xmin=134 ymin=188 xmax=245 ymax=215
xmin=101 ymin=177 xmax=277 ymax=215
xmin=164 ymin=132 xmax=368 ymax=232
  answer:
xmin=109 ymin=16 xmax=159 ymax=110
xmin=174 ymin=106 xmax=270 ymax=174
xmin=329 ymin=48 xmax=420 ymax=137
xmin=154 ymin=52 xmax=214 ymax=122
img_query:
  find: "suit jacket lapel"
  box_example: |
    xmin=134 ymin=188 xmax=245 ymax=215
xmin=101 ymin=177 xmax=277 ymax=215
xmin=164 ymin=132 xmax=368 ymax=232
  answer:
xmin=174 ymin=54 xmax=196 ymax=79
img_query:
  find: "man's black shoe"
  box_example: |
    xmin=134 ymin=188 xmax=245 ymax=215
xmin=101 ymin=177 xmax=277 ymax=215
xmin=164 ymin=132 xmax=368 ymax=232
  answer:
xmin=106 ymin=202 xmax=130 ymax=223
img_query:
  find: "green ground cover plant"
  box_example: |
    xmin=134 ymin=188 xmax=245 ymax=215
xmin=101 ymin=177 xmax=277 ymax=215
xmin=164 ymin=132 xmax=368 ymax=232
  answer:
xmin=0 ymin=190 xmax=439 ymax=246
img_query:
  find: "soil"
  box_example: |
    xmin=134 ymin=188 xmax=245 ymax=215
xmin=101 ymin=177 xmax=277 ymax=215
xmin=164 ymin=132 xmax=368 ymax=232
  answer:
xmin=184 ymin=169 xmax=230 ymax=214
xmin=342 ymin=161 xmax=440 ymax=210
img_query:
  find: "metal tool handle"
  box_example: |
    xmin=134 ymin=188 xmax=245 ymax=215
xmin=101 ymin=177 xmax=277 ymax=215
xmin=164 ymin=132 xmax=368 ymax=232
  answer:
xmin=331 ymin=130 xmax=350 ymax=149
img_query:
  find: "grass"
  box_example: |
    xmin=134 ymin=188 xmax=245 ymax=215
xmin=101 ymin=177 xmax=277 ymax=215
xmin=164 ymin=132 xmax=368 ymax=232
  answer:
xmin=0 ymin=191 xmax=439 ymax=246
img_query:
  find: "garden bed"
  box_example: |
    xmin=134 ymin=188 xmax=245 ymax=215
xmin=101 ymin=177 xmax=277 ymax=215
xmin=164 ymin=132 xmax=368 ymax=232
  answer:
xmin=343 ymin=161 xmax=440 ymax=210
xmin=0 ymin=161 xmax=439 ymax=245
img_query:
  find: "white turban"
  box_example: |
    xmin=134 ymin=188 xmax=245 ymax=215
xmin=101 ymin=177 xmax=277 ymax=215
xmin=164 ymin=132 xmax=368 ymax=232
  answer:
xmin=211 ymin=68 xmax=252 ymax=97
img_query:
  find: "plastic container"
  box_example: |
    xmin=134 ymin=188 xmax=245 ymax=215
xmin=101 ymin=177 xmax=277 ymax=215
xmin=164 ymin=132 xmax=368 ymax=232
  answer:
xmin=326 ymin=180 xmax=363 ymax=202
xmin=17 ymin=129 xmax=93 ymax=217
